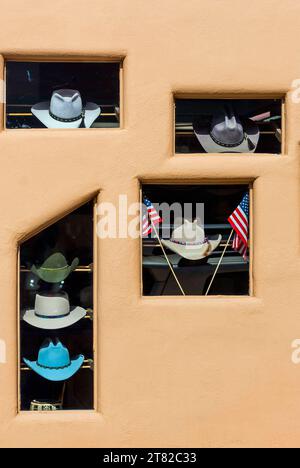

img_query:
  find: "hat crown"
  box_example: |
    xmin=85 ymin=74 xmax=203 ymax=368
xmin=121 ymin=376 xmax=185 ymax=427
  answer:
xmin=34 ymin=292 xmax=70 ymax=319
xmin=31 ymin=254 xmax=79 ymax=284
xmin=211 ymin=107 xmax=244 ymax=145
xmin=41 ymin=252 xmax=68 ymax=269
xmin=50 ymin=89 xmax=82 ymax=119
xmin=172 ymin=220 xmax=205 ymax=244
xmin=37 ymin=340 xmax=71 ymax=368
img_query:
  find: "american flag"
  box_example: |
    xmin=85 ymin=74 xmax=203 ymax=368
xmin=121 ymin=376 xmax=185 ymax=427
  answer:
xmin=142 ymin=197 xmax=163 ymax=237
xmin=228 ymin=193 xmax=249 ymax=261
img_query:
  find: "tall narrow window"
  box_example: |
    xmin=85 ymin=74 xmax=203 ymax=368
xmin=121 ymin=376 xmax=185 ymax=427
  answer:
xmin=19 ymin=200 xmax=95 ymax=411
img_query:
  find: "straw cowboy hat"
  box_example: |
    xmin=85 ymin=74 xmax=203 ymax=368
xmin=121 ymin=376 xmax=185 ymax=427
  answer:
xmin=161 ymin=219 xmax=221 ymax=261
xmin=23 ymin=292 xmax=86 ymax=330
xmin=23 ymin=339 xmax=84 ymax=382
xmin=193 ymin=105 xmax=260 ymax=153
xmin=31 ymin=89 xmax=101 ymax=128
xmin=31 ymin=252 xmax=79 ymax=283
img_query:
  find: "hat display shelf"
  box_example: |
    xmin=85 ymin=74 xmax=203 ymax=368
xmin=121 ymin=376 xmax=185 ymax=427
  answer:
xmin=19 ymin=201 xmax=95 ymax=411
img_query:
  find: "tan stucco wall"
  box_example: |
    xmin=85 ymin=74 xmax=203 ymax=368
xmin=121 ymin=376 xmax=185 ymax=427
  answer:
xmin=0 ymin=0 xmax=300 ymax=448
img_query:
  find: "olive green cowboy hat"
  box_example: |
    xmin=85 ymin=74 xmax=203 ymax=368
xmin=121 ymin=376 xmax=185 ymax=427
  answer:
xmin=31 ymin=253 xmax=79 ymax=283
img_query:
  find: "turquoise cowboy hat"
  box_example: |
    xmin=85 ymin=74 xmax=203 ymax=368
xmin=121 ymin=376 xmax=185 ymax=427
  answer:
xmin=31 ymin=252 xmax=79 ymax=283
xmin=23 ymin=339 xmax=84 ymax=382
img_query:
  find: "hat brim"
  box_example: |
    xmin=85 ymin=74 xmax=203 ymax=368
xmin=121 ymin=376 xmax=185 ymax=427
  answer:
xmin=23 ymin=306 xmax=86 ymax=330
xmin=193 ymin=119 xmax=259 ymax=153
xmin=23 ymin=355 xmax=84 ymax=381
xmin=31 ymin=102 xmax=101 ymax=128
xmin=31 ymin=257 xmax=79 ymax=283
xmin=161 ymin=235 xmax=222 ymax=260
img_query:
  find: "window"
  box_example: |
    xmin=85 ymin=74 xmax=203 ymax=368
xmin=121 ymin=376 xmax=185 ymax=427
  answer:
xmin=19 ymin=200 xmax=96 ymax=411
xmin=142 ymin=184 xmax=251 ymax=296
xmin=174 ymin=98 xmax=283 ymax=154
xmin=6 ymin=61 xmax=122 ymax=129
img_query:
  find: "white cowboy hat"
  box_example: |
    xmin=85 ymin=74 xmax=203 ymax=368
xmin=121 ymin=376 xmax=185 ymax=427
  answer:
xmin=161 ymin=220 xmax=222 ymax=261
xmin=31 ymin=89 xmax=101 ymax=128
xmin=193 ymin=105 xmax=259 ymax=153
xmin=23 ymin=292 xmax=86 ymax=330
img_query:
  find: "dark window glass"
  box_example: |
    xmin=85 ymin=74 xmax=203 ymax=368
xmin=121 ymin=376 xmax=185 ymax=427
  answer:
xmin=19 ymin=200 xmax=94 ymax=411
xmin=6 ymin=61 xmax=120 ymax=129
xmin=175 ymin=99 xmax=282 ymax=154
xmin=142 ymin=184 xmax=250 ymax=296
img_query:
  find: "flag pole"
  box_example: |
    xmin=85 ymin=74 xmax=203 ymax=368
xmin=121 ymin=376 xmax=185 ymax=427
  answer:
xmin=205 ymin=229 xmax=234 ymax=296
xmin=150 ymin=220 xmax=186 ymax=296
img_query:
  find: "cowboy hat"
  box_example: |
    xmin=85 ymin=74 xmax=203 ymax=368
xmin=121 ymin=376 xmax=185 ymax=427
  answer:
xmin=23 ymin=292 xmax=86 ymax=330
xmin=23 ymin=339 xmax=84 ymax=382
xmin=161 ymin=219 xmax=221 ymax=261
xmin=193 ymin=105 xmax=259 ymax=153
xmin=31 ymin=89 xmax=101 ymax=128
xmin=31 ymin=252 xmax=79 ymax=283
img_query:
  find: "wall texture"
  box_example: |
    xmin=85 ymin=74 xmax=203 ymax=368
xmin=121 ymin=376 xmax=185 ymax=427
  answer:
xmin=0 ymin=0 xmax=300 ymax=448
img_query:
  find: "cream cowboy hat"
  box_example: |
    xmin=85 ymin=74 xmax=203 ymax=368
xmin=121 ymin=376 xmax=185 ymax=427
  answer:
xmin=31 ymin=89 xmax=101 ymax=128
xmin=23 ymin=292 xmax=86 ymax=330
xmin=161 ymin=220 xmax=222 ymax=261
xmin=193 ymin=105 xmax=259 ymax=153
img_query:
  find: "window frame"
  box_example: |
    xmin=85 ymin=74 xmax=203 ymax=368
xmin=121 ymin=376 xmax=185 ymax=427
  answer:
xmin=17 ymin=194 xmax=99 ymax=413
xmin=140 ymin=179 xmax=254 ymax=298
xmin=4 ymin=56 xmax=124 ymax=131
xmin=172 ymin=93 xmax=286 ymax=156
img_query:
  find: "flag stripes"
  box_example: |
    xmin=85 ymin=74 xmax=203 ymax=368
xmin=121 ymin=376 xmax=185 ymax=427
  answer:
xmin=142 ymin=197 xmax=163 ymax=237
xmin=228 ymin=193 xmax=249 ymax=261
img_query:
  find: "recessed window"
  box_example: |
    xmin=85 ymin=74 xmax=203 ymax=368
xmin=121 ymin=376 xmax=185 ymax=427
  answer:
xmin=142 ymin=184 xmax=251 ymax=296
xmin=6 ymin=61 xmax=121 ymax=129
xmin=19 ymin=200 xmax=95 ymax=411
xmin=174 ymin=98 xmax=283 ymax=154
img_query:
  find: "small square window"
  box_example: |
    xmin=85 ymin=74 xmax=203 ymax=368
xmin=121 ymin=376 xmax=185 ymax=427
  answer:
xmin=142 ymin=184 xmax=251 ymax=296
xmin=6 ymin=61 xmax=121 ymax=129
xmin=174 ymin=98 xmax=283 ymax=154
xmin=19 ymin=200 xmax=96 ymax=411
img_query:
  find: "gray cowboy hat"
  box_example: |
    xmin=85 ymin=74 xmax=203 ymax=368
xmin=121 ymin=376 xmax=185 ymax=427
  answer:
xmin=31 ymin=252 xmax=79 ymax=283
xmin=31 ymin=89 xmax=101 ymax=128
xmin=193 ymin=105 xmax=260 ymax=153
